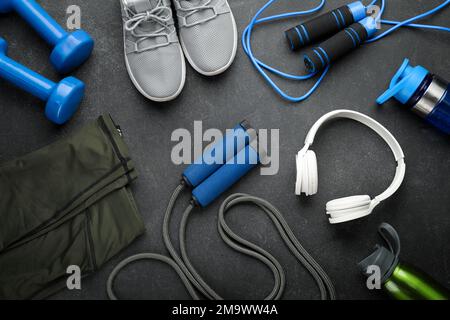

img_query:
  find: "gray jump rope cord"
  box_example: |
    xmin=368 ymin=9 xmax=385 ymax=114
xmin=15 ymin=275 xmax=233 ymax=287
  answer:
xmin=107 ymin=182 xmax=336 ymax=300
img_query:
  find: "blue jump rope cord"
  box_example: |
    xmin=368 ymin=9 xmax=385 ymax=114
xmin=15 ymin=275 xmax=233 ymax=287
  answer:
xmin=243 ymin=0 xmax=450 ymax=103
xmin=366 ymin=0 xmax=450 ymax=42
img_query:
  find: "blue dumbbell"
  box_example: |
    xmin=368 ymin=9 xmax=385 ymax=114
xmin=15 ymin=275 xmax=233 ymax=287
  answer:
xmin=0 ymin=0 xmax=94 ymax=74
xmin=0 ymin=38 xmax=84 ymax=124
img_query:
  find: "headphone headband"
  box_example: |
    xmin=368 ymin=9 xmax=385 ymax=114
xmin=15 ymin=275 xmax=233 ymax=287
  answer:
xmin=304 ymin=110 xmax=405 ymax=161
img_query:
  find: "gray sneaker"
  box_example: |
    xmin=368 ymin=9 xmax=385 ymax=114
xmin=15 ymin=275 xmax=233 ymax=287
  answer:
xmin=172 ymin=0 xmax=237 ymax=76
xmin=121 ymin=0 xmax=185 ymax=101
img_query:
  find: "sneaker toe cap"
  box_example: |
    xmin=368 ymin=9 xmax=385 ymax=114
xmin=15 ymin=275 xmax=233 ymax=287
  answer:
xmin=126 ymin=44 xmax=185 ymax=101
xmin=180 ymin=13 xmax=237 ymax=75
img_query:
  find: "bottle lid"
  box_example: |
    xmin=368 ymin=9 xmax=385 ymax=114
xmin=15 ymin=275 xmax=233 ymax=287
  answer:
xmin=377 ymin=58 xmax=429 ymax=105
xmin=358 ymin=223 xmax=401 ymax=283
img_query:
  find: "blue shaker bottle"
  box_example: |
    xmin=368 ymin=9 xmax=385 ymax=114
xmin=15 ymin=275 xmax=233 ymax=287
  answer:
xmin=377 ymin=58 xmax=450 ymax=134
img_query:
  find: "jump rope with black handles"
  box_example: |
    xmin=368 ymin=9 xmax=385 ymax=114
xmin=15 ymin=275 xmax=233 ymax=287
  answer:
xmin=243 ymin=0 xmax=450 ymax=102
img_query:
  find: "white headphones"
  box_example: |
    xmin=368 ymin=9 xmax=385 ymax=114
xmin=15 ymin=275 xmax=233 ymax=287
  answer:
xmin=295 ymin=110 xmax=406 ymax=224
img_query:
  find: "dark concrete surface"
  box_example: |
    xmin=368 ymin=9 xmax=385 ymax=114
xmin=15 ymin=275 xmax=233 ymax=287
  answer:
xmin=0 ymin=0 xmax=449 ymax=300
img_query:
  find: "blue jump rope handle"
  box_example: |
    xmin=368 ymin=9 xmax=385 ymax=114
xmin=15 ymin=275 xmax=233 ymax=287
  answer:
xmin=0 ymin=0 xmax=94 ymax=73
xmin=426 ymin=88 xmax=450 ymax=134
xmin=285 ymin=1 xmax=366 ymax=51
xmin=192 ymin=144 xmax=260 ymax=207
xmin=182 ymin=121 xmax=255 ymax=188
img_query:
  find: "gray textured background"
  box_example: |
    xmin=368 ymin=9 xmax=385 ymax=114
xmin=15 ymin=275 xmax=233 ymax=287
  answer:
xmin=0 ymin=0 xmax=449 ymax=300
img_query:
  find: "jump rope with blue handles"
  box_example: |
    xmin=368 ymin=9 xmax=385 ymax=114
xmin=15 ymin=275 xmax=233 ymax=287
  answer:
xmin=242 ymin=0 xmax=450 ymax=102
xmin=107 ymin=123 xmax=336 ymax=300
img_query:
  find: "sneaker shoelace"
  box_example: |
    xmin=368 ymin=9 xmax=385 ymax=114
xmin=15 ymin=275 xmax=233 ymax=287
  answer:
xmin=124 ymin=0 xmax=172 ymax=39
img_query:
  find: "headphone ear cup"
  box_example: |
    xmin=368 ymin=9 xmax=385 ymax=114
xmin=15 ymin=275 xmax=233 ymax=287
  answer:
xmin=326 ymin=195 xmax=372 ymax=224
xmin=296 ymin=150 xmax=318 ymax=196
xmin=306 ymin=150 xmax=318 ymax=195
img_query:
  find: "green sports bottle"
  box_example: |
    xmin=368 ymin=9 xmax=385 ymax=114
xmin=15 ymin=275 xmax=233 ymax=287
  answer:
xmin=358 ymin=223 xmax=449 ymax=300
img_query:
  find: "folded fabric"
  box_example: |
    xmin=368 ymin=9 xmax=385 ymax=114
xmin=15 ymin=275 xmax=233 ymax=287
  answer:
xmin=0 ymin=115 xmax=145 ymax=299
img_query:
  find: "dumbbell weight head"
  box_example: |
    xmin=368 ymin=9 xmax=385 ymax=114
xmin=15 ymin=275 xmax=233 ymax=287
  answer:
xmin=46 ymin=77 xmax=84 ymax=124
xmin=0 ymin=0 xmax=94 ymax=73
xmin=50 ymin=30 xmax=94 ymax=74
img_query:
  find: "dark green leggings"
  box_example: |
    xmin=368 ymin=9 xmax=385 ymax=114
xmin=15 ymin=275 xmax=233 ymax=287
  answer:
xmin=0 ymin=115 xmax=145 ymax=299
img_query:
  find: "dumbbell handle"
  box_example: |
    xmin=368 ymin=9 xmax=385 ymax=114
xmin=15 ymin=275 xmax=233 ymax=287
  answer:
xmin=0 ymin=48 xmax=55 ymax=100
xmin=8 ymin=0 xmax=67 ymax=46
xmin=0 ymin=37 xmax=84 ymax=124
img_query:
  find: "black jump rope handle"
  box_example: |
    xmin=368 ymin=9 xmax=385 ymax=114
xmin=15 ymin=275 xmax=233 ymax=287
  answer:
xmin=303 ymin=22 xmax=369 ymax=73
xmin=285 ymin=5 xmax=355 ymax=51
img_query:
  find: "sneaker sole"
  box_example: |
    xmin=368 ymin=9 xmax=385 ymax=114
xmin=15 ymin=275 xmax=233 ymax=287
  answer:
xmin=180 ymin=9 xmax=238 ymax=77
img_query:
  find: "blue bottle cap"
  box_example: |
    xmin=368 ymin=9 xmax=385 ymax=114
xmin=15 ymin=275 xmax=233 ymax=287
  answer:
xmin=347 ymin=1 xmax=366 ymax=22
xmin=377 ymin=58 xmax=429 ymax=105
